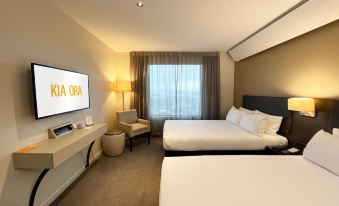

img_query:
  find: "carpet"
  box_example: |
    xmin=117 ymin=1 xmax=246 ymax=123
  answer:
xmin=52 ymin=137 xmax=164 ymax=206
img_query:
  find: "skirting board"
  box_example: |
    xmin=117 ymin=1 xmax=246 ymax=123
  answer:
xmin=40 ymin=149 xmax=103 ymax=206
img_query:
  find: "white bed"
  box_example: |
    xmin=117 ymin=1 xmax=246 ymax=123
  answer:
xmin=160 ymin=155 xmax=339 ymax=206
xmin=163 ymin=120 xmax=288 ymax=151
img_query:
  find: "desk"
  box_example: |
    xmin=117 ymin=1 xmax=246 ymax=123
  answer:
xmin=13 ymin=123 xmax=107 ymax=206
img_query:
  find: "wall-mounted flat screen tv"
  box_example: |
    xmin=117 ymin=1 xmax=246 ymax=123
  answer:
xmin=31 ymin=63 xmax=90 ymax=119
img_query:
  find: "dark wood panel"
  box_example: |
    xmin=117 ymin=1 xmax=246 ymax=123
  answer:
xmin=289 ymin=99 xmax=333 ymax=146
xmin=288 ymin=112 xmax=331 ymax=146
xmin=330 ymin=101 xmax=339 ymax=130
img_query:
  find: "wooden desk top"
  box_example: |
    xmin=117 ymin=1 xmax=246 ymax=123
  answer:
xmin=13 ymin=123 xmax=107 ymax=169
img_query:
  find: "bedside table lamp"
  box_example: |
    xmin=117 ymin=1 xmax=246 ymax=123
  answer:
xmin=288 ymin=97 xmax=315 ymax=117
xmin=113 ymin=81 xmax=131 ymax=110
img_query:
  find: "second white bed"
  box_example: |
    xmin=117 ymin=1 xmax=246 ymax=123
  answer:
xmin=163 ymin=120 xmax=288 ymax=151
xmin=160 ymin=155 xmax=339 ymax=206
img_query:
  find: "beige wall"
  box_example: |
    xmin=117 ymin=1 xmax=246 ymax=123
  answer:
xmin=234 ymin=20 xmax=339 ymax=107
xmin=0 ymin=1 xmax=129 ymax=205
xmin=0 ymin=1 xmax=233 ymax=205
xmin=219 ymin=52 xmax=235 ymax=118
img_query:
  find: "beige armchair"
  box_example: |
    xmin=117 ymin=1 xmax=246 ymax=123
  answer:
xmin=116 ymin=109 xmax=151 ymax=151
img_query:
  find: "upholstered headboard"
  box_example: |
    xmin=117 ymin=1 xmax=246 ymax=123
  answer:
xmin=242 ymin=95 xmax=292 ymax=135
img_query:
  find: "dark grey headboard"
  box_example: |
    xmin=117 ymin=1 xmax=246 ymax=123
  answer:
xmin=242 ymin=95 xmax=292 ymax=135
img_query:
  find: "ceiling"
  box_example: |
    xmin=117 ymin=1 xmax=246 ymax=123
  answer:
xmin=52 ymin=0 xmax=303 ymax=52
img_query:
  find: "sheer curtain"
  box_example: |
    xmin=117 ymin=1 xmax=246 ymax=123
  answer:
xmin=147 ymin=64 xmax=202 ymax=134
xmin=130 ymin=52 xmax=220 ymax=135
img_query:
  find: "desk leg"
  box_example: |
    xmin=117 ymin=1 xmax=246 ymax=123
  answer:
xmin=29 ymin=141 xmax=95 ymax=205
xmin=29 ymin=169 xmax=49 ymax=206
xmin=86 ymin=140 xmax=96 ymax=168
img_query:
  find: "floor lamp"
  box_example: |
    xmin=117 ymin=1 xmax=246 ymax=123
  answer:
xmin=113 ymin=81 xmax=131 ymax=111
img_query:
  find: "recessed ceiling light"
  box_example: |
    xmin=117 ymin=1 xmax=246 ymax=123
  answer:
xmin=137 ymin=1 xmax=144 ymax=7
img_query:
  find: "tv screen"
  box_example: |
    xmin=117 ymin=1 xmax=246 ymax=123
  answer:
xmin=31 ymin=63 xmax=90 ymax=119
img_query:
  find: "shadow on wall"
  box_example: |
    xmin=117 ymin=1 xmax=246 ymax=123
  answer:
xmin=0 ymin=157 xmax=36 ymax=206
xmin=0 ymin=146 xmax=96 ymax=206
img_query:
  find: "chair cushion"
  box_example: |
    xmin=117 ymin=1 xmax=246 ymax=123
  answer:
xmin=126 ymin=123 xmax=150 ymax=137
xmin=117 ymin=109 xmax=138 ymax=124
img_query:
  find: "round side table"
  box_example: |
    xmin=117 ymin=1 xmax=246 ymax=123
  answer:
xmin=102 ymin=129 xmax=125 ymax=156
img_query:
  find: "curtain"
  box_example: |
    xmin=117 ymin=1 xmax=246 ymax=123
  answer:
xmin=202 ymin=55 xmax=220 ymax=119
xmin=147 ymin=64 xmax=203 ymax=135
xmin=130 ymin=53 xmax=149 ymax=119
xmin=130 ymin=52 xmax=220 ymax=135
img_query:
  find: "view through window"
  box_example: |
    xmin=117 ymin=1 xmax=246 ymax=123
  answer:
xmin=148 ymin=64 xmax=202 ymax=118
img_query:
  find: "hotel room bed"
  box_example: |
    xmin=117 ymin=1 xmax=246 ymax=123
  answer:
xmin=163 ymin=96 xmax=292 ymax=156
xmin=163 ymin=120 xmax=288 ymax=151
xmin=159 ymin=155 xmax=339 ymax=206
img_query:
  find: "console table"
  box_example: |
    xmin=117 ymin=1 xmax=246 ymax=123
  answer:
xmin=13 ymin=123 xmax=107 ymax=206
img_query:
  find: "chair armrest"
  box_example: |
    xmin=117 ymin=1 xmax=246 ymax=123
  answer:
xmin=137 ymin=119 xmax=150 ymax=125
xmin=137 ymin=119 xmax=151 ymax=131
xmin=119 ymin=122 xmax=133 ymax=132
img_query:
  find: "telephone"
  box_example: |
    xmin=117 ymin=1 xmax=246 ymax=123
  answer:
xmin=287 ymin=147 xmax=300 ymax=153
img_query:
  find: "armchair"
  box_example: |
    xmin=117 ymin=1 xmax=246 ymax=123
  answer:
xmin=116 ymin=109 xmax=151 ymax=151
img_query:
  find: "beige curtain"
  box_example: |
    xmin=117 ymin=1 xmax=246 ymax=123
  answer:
xmin=130 ymin=52 xmax=149 ymax=119
xmin=202 ymin=55 xmax=220 ymax=119
xmin=130 ymin=52 xmax=220 ymax=134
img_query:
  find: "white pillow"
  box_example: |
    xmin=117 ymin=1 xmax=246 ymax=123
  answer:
xmin=254 ymin=110 xmax=283 ymax=135
xmin=239 ymin=107 xmax=254 ymax=114
xmin=332 ymin=128 xmax=339 ymax=136
xmin=226 ymin=106 xmax=244 ymax=124
xmin=303 ymin=130 xmax=339 ymax=176
xmin=238 ymin=114 xmax=267 ymax=137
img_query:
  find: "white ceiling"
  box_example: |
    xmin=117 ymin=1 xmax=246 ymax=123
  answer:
xmin=229 ymin=0 xmax=339 ymax=61
xmin=52 ymin=0 xmax=303 ymax=52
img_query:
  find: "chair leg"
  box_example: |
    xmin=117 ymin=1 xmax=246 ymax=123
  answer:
xmin=148 ymin=132 xmax=151 ymax=145
xmin=130 ymin=138 xmax=133 ymax=152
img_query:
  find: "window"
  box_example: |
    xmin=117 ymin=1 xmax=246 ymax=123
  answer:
xmin=148 ymin=64 xmax=202 ymax=118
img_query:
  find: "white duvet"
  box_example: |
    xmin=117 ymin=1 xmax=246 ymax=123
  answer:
xmin=160 ymin=156 xmax=339 ymax=206
xmin=163 ymin=120 xmax=287 ymax=151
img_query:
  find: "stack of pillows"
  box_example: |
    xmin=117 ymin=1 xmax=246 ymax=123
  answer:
xmin=226 ymin=106 xmax=339 ymax=176
xmin=226 ymin=106 xmax=283 ymax=137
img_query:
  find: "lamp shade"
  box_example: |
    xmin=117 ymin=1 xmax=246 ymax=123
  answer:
xmin=113 ymin=81 xmax=131 ymax=92
xmin=288 ymin=98 xmax=315 ymax=112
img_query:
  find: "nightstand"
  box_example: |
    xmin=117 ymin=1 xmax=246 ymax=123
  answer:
xmin=266 ymin=142 xmax=306 ymax=155
xmin=266 ymin=146 xmax=302 ymax=155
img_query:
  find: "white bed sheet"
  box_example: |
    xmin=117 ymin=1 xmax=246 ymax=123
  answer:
xmin=160 ymin=156 xmax=339 ymax=206
xmin=163 ymin=120 xmax=287 ymax=151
